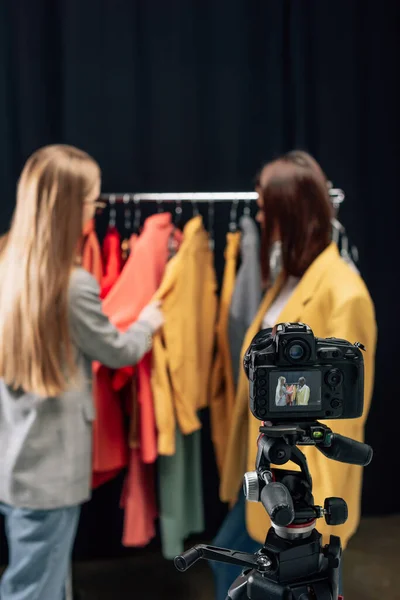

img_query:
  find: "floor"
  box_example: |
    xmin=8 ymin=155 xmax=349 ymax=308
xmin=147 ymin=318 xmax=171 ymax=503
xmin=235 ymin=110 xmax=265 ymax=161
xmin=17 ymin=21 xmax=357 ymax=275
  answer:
xmin=71 ymin=515 xmax=400 ymax=600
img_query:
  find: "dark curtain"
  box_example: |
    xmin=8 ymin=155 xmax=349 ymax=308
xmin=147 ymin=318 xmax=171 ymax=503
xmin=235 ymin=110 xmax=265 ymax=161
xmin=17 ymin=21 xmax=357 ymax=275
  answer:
xmin=1 ymin=0 xmax=399 ymax=561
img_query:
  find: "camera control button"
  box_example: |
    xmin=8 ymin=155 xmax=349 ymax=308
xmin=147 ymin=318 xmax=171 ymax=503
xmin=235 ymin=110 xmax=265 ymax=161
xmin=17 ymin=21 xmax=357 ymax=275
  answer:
xmin=258 ymin=398 xmax=267 ymax=407
xmin=330 ymin=399 xmax=341 ymax=409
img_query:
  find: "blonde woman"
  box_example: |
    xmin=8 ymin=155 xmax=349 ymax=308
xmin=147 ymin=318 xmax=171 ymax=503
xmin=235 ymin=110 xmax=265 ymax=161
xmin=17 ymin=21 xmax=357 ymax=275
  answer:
xmin=0 ymin=145 xmax=163 ymax=600
xmin=275 ymin=375 xmax=288 ymax=406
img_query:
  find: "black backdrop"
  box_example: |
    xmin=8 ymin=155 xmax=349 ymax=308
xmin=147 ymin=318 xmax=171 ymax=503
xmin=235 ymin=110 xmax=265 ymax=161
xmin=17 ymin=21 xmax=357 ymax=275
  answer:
xmin=1 ymin=0 xmax=399 ymax=562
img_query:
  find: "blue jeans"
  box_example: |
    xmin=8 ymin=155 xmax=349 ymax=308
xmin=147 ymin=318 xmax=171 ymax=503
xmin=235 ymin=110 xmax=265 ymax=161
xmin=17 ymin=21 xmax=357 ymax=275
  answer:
xmin=210 ymin=494 xmax=343 ymax=600
xmin=0 ymin=502 xmax=80 ymax=600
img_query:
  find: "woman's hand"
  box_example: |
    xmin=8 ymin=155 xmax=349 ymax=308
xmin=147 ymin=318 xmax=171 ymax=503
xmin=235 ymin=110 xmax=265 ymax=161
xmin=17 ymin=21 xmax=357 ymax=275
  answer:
xmin=138 ymin=300 xmax=165 ymax=334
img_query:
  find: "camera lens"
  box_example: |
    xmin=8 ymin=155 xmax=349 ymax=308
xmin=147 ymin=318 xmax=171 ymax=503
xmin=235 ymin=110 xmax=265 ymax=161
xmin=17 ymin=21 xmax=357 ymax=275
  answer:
xmin=288 ymin=344 xmax=305 ymax=361
xmin=325 ymin=369 xmax=344 ymax=388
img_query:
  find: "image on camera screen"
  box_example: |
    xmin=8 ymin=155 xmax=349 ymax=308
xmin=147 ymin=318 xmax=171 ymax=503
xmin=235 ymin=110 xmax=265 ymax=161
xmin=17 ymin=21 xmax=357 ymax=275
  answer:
xmin=269 ymin=370 xmax=322 ymax=411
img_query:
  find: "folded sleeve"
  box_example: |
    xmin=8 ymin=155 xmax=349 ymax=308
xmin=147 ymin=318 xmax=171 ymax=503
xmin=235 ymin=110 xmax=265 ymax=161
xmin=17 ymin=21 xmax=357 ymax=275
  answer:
xmin=69 ymin=268 xmax=152 ymax=368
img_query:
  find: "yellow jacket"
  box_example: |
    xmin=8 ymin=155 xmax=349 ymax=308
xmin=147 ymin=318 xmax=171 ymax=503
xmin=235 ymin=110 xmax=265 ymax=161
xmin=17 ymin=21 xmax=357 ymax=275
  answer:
xmin=210 ymin=232 xmax=241 ymax=474
xmin=152 ymin=216 xmax=218 ymax=456
xmin=220 ymin=243 xmax=376 ymax=549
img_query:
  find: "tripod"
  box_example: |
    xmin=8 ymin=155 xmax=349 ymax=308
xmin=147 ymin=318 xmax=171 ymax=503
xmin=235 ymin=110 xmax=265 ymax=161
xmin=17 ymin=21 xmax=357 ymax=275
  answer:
xmin=174 ymin=421 xmax=373 ymax=600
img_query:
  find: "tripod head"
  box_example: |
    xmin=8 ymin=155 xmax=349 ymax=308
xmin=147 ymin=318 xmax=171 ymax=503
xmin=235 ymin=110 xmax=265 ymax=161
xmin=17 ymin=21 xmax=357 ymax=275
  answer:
xmin=243 ymin=421 xmax=372 ymax=533
xmin=175 ymin=422 xmax=373 ymax=600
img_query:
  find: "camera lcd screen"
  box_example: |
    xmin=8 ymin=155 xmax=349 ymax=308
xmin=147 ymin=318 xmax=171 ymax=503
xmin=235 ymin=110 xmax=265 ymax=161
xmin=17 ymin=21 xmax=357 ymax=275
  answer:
xmin=269 ymin=370 xmax=322 ymax=411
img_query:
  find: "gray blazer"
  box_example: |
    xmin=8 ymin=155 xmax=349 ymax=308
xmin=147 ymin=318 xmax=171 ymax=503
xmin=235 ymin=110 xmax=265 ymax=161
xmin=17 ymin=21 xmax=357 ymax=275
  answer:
xmin=0 ymin=268 xmax=153 ymax=510
xmin=228 ymin=216 xmax=262 ymax=387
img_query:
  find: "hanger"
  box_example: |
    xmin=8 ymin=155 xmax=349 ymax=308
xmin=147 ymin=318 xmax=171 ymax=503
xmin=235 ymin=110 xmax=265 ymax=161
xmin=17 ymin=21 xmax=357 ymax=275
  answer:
xmin=192 ymin=199 xmax=200 ymax=217
xmin=229 ymin=199 xmax=240 ymax=232
xmin=331 ymin=217 xmax=345 ymax=245
xmin=108 ymin=194 xmax=117 ymax=228
xmin=331 ymin=217 xmax=359 ymax=267
xmin=174 ymin=199 xmax=183 ymax=227
xmin=208 ymin=201 xmax=215 ymax=250
xmin=243 ymin=198 xmax=251 ymax=217
xmin=121 ymin=194 xmax=132 ymax=260
xmin=133 ymin=197 xmax=141 ymax=234
xmin=340 ymin=230 xmax=350 ymax=261
xmin=351 ymin=245 xmax=359 ymax=264
xmin=328 ymin=186 xmax=345 ymax=219
xmin=340 ymin=231 xmax=359 ymax=267
xmin=167 ymin=200 xmax=182 ymax=260
xmin=123 ymin=194 xmax=132 ymax=231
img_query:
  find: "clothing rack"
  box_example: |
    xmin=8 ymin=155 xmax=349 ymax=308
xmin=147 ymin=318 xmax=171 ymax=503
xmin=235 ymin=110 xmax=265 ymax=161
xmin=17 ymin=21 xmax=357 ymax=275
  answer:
xmin=99 ymin=189 xmax=345 ymax=204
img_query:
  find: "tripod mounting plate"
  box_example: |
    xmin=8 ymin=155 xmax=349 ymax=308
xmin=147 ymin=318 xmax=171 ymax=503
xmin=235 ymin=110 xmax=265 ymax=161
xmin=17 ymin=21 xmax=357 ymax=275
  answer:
xmin=259 ymin=421 xmax=333 ymax=447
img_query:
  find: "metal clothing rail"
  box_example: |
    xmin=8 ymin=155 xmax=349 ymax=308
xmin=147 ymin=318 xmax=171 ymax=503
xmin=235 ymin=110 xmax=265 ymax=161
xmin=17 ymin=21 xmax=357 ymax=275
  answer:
xmin=100 ymin=192 xmax=258 ymax=203
xmin=99 ymin=189 xmax=345 ymax=203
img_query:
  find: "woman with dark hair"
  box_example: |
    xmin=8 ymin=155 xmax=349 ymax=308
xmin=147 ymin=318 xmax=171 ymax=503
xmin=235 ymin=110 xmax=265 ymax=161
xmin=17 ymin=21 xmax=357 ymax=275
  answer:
xmin=211 ymin=152 xmax=377 ymax=600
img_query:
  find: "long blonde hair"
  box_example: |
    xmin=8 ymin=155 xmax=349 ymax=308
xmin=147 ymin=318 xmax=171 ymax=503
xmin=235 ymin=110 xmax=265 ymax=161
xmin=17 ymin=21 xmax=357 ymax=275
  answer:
xmin=0 ymin=144 xmax=100 ymax=397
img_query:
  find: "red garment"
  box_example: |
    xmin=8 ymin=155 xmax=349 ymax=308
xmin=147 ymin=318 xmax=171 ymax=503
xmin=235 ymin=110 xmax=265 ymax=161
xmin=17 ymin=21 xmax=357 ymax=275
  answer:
xmin=82 ymin=219 xmax=103 ymax=284
xmin=100 ymin=213 xmax=183 ymax=464
xmin=92 ymin=368 xmax=127 ymax=489
xmin=92 ymin=231 xmax=126 ymax=489
xmin=100 ymin=227 xmax=122 ymax=299
xmin=93 ymin=214 xmax=182 ymax=547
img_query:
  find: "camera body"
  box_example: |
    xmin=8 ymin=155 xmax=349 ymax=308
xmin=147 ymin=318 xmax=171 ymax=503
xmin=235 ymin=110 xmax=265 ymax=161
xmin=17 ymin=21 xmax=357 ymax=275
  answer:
xmin=244 ymin=322 xmax=365 ymax=422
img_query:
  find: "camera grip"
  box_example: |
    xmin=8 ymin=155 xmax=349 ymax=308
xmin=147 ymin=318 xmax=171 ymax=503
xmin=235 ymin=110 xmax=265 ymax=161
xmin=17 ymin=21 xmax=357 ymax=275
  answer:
xmin=260 ymin=482 xmax=295 ymax=526
xmin=318 ymin=434 xmax=373 ymax=467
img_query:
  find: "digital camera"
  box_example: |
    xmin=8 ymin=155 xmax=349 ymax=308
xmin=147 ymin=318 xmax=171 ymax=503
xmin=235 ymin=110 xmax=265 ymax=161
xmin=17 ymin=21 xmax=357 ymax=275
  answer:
xmin=244 ymin=322 xmax=365 ymax=421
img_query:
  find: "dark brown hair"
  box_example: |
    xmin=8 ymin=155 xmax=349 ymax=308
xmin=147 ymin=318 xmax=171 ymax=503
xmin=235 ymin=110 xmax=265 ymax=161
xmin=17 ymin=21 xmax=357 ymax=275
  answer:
xmin=284 ymin=149 xmax=329 ymax=181
xmin=258 ymin=154 xmax=332 ymax=284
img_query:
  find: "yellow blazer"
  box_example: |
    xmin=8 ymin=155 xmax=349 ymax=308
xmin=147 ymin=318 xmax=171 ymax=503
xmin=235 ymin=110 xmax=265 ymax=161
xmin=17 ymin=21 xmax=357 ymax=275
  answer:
xmin=152 ymin=216 xmax=218 ymax=455
xmin=220 ymin=243 xmax=377 ymax=549
xmin=210 ymin=232 xmax=241 ymax=474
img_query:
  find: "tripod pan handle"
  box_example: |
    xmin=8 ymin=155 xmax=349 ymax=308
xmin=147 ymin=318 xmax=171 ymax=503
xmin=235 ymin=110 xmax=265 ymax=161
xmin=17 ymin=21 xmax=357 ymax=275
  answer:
xmin=318 ymin=434 xmax=373 ymax=466
xmin=174 ymin=547 xmax=202 ymax=571
xmin=260 ymin=482 xmax=295 ymax=526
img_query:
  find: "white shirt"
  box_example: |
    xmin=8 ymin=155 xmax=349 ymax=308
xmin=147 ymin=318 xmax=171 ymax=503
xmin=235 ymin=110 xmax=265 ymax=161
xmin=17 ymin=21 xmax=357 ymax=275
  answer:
xmin=262 ymin=276 xmax=300 ymax=330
